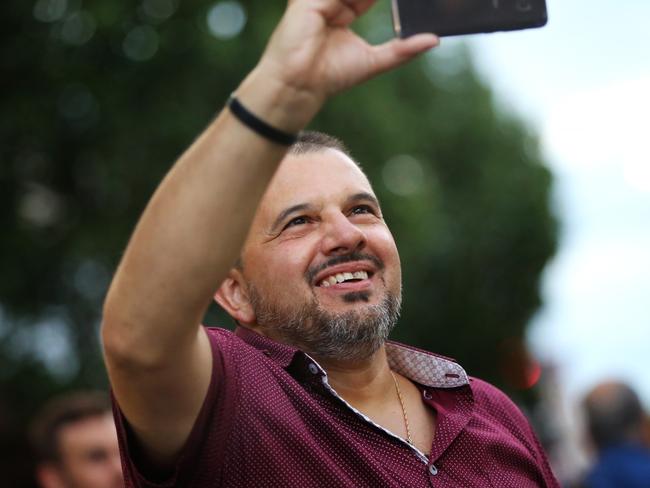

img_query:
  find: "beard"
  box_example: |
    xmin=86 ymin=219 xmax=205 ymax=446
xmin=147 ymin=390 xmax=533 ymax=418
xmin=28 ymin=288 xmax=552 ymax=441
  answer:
xmin=248 ymin=282 xmax=402 ymax=361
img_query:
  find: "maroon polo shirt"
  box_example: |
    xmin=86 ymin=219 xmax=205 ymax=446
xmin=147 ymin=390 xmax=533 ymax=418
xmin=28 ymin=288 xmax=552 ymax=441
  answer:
xmin=114 ymin=326 xmax=559 ymax=487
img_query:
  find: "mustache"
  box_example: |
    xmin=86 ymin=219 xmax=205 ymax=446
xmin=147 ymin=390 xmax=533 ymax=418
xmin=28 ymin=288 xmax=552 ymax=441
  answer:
xmin=305 ymin=252 xmax=384 ymax=284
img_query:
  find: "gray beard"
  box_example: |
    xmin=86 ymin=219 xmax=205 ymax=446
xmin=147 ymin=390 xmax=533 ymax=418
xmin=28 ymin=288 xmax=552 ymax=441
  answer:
xmin=249 ymin=286 xmax=402 ymax=361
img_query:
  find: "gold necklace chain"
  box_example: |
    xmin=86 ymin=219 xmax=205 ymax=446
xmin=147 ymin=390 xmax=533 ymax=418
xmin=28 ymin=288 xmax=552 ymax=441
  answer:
xmin=390 ymin=370 xmax=413 ymax=445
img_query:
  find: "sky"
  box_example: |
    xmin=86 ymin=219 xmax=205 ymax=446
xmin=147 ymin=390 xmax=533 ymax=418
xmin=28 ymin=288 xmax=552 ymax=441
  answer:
xmin=448 ymin=0 xmax=650 ymax=410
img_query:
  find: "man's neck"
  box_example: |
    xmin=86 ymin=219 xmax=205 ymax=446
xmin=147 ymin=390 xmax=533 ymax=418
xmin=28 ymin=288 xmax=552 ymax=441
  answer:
xmin=249 ymin=325 xmax=397 ymax=408
xmin=315 ymin=344 xmax=437 ymax=454
xmin=313 ymin=346 xmax=395 ymax=408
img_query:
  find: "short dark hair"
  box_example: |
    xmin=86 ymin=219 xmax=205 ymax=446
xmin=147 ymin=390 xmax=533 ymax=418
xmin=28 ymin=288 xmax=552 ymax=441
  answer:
xmin=29 ymin=391 xmax=112 ymax=464
xmin=583 ymin=381 xmax=645 ymax=450
xmin=289 ymin=131 xmax=358 ymax=166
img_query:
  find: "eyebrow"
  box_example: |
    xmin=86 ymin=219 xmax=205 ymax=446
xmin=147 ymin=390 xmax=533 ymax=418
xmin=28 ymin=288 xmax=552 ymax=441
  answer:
xmin=269 ymin=203 xmax=314 ymax=234
xmin=346 ymin=192 xmax=380 ymax=209
xmin=268 ymin=192 xmax=381 ymax=234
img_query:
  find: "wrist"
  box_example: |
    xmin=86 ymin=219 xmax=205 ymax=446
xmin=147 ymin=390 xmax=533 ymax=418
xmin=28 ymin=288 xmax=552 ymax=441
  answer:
xmin=227 ymin=96 xmax=298 ymax=146
xmin=235 ymin=64 xmax=325 ymax=134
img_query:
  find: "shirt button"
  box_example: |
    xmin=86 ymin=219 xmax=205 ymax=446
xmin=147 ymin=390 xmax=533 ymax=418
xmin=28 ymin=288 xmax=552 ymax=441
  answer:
xmin=429 ymin=464 xmax=438 ymax=476
xmin=423 ymin=390 xmax=432 ymax=400
xmin=308 ymin=363 xmax=319 ymax=375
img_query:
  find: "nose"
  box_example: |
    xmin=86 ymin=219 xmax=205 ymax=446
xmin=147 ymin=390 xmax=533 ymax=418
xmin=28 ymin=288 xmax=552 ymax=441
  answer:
xmin=320 ymin=211 xmax=367 ymax=256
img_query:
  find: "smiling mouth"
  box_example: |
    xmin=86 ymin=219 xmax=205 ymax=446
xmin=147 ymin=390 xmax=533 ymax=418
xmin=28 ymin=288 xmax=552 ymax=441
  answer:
xmin=307 ymin=252 xmax=384 ymax=289
xmin=318 ymin=270 xmax=373 ymax=288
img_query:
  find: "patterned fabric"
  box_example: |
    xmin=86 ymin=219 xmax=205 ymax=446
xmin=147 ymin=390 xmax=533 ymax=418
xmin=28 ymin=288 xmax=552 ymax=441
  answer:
xmin=113 ymin=326 xmax=560 ymax=487
xmin=386 ymin=342 xmax=468 ymax=388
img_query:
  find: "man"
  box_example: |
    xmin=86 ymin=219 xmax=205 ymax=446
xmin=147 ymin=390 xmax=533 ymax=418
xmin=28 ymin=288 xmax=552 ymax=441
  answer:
xmin=581 ymin=381 xmax=650 ymax=487
xmin=102 ymin=0 xmax=559 ymax=486
xmin=29 ymin=391 xmax=124 ymax=488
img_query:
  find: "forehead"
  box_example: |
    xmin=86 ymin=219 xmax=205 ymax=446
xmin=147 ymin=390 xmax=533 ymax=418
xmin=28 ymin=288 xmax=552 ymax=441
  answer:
xmin=258 ymin=149 xmax=375 ymax=222
xmin=58 ymin=413 xmax=116 ymax=453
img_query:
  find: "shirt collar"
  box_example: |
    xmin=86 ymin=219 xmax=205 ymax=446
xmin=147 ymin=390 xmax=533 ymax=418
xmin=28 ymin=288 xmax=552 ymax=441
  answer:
xmin=386 ymin=341 xmax=469 ymax=388
xmin=234 ymin=326 xmax=469 ymax=389
xmin=235 ymin=326 xmax=300 ymax=368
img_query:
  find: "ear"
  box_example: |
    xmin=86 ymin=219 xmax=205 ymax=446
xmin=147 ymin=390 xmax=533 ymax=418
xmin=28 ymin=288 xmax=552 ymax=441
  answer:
xmin=36 ymin=463 xmax=66 ymax=488
xmin=214 ymin=269 xmax=256 ymax=325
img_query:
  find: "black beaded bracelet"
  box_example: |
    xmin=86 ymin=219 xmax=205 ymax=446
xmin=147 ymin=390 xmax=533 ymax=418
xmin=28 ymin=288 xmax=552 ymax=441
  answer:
xmin=227 ymin=95 xmax=298 ymax=146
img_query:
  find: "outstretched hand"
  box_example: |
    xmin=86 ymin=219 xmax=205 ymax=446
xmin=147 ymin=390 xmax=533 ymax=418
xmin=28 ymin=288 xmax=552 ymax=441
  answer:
xmin=257 ymin=0 xmax=439 ymax=112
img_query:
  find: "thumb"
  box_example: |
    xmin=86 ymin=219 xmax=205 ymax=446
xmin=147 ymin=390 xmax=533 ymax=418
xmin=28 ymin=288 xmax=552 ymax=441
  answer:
xmin=368 ymin=34 xmax=439 ymax=76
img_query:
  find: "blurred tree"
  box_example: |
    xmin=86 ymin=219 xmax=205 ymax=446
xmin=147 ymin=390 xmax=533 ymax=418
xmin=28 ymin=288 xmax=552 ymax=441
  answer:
xmin=1 ymin=0 xmax=556 ymax=486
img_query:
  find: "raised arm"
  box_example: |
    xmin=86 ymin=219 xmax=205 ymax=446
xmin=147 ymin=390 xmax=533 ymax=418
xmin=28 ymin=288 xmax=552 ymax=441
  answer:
xmin=101 ymin=0 xmax=438 ymax=468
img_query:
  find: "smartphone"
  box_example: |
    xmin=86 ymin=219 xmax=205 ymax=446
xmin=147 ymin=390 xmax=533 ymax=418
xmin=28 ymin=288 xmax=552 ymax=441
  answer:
xmin=391 ymin=0 xmax=548 ymax=38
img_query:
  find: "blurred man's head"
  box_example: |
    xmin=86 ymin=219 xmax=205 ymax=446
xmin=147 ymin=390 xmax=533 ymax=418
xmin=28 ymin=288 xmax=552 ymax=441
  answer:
xmin=583 ymin=380 xmax=646 ymax=452
xmin=30 ymin=391 xmax=123 ymax=488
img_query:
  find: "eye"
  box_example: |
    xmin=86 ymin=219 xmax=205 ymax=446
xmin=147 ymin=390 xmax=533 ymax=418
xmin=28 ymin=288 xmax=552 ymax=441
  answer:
xmin=350 ymin=205 xmax=375 ymax=216
xmin=283 ymin=215 xmax=311 ymax=230
xmin=85 ymin=448 xmax=109 ymax=463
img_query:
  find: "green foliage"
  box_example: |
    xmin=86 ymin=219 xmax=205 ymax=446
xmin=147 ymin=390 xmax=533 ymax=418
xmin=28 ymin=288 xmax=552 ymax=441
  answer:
xmin=1 ymin=1 xmax=556 ymax=485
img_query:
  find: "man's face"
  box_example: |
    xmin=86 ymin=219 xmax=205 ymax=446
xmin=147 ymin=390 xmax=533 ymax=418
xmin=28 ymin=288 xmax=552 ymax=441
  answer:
xmin=51 ymin=413 xmax=123 ymax=488
xmin=239 ymin=149 xmax=402 ymax=360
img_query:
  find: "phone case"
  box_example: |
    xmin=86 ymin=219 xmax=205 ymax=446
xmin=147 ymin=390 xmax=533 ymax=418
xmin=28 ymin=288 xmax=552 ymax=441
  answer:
xmin=392 ymin=0 xmax=548 ymax=38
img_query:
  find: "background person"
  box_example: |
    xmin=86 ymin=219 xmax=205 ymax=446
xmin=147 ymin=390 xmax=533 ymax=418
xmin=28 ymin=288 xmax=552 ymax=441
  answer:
xmin=581 ymin=380 xmax=650 ymax=488
xmin=29 ymin=391 xmax=124 ymax=488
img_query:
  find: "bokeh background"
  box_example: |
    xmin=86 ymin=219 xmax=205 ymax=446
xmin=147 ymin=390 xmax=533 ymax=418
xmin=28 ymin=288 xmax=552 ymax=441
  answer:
xmin=466 ymin=0 xmax=650 ymax=480
xmin=1 ymin=0 xmax=648 ymax=486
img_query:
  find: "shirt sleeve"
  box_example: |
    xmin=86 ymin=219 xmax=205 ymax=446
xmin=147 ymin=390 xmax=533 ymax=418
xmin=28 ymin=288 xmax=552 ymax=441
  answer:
xmin=111 ymin=327 xmax=233 ymax=488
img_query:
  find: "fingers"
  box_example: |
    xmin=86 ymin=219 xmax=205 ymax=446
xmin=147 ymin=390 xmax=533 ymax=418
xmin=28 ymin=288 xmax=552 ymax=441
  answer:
xmin=329 ymin=3 xmax=358 ymax=27
xmin=285 ymin=0 xmax=377 ymax=30
xmin=368 ymin=34 xmax=439 ymax=76
xmin=344 ymin=0 xmax=376 ymax=16
xmin=332 ymin=0 xmax=375 ymax=25
xmin=312 ymin=0 xmax=376 ymax=25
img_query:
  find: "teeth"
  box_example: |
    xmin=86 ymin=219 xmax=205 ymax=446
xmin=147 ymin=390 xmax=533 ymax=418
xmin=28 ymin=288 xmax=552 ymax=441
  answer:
xmin=319 ymin=270 xmax=370 ymax=287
